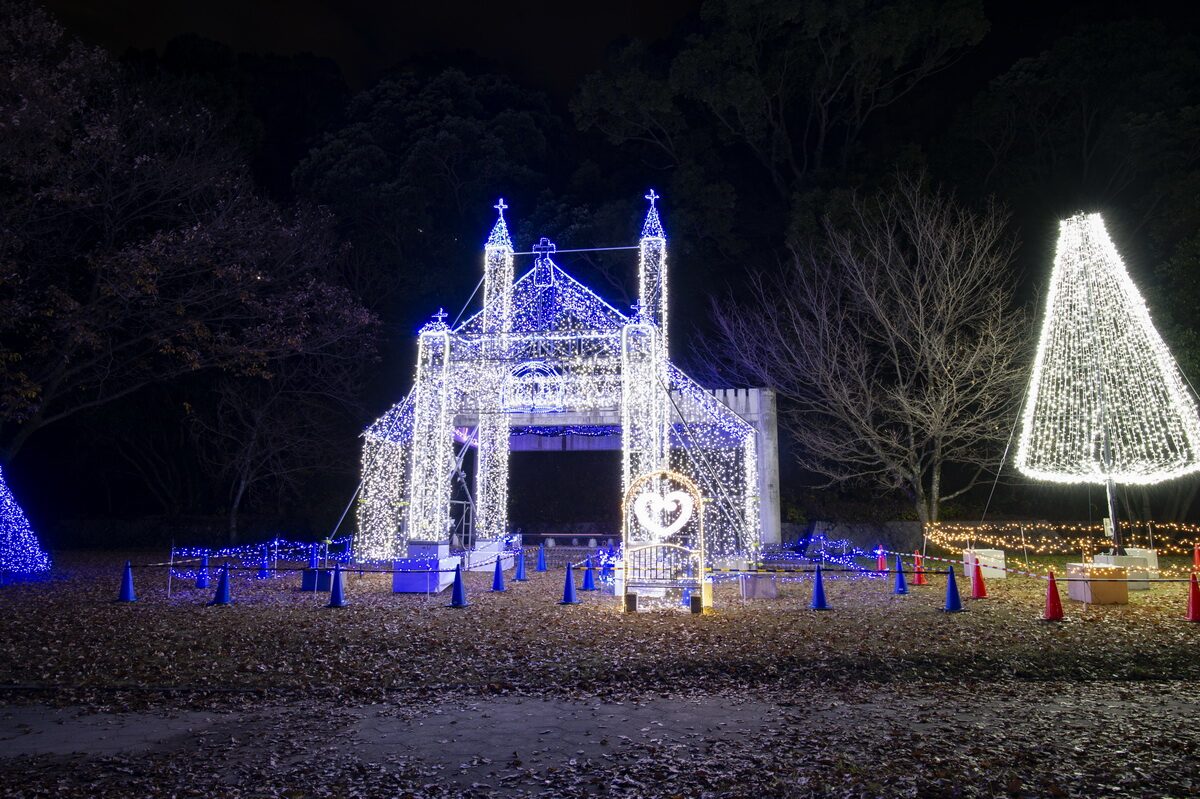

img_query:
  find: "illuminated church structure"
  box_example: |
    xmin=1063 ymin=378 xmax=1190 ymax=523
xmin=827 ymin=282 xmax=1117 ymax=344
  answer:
xmin=355 ymin=193 xmax=778 ymax=565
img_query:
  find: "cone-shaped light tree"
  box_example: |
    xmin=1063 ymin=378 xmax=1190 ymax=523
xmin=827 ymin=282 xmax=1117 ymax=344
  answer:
xmin=0 ymin=466 xmax=51 ymax=579
xmin=1016 ymin=213 xmax=1200 ymax=550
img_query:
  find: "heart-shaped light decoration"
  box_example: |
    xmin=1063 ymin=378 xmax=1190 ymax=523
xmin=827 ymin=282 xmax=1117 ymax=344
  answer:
xmin=633 ymin=490 xmax=694 ymax=541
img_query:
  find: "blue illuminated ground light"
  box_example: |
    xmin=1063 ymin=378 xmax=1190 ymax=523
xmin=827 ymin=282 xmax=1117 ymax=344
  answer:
xmin=168 ymin=536 xmax=355 ymax=582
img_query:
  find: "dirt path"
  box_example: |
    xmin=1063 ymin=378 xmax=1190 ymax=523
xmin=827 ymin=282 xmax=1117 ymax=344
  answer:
xmin=2 ymin=681 xmax=1197 ymax=797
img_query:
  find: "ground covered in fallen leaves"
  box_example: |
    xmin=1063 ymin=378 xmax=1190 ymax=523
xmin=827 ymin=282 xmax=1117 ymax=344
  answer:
xmin=1 ymin=551 xmax=1198 ymax=797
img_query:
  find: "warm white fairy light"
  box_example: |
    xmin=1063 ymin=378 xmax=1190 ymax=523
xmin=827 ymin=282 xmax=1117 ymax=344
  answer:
xmin=623 ymin=469 xmax=705 ymax=604
xmin=355 ymin=195 xmax=759 ymax=563
xmin=1016 ymin=212 xmax=1200 ymax=485
xmin=408 ymin=320 xmax=454 ymax=541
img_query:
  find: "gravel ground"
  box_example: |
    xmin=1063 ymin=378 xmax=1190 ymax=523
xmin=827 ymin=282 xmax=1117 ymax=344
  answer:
xmin=0 ymin=551 xmax=1198 ymax=797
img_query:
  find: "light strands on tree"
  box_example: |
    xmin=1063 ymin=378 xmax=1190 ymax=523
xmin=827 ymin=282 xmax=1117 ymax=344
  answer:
xmin=0 ymin=466 xmax=51 ymax=579
xmin=1016 ymin=212 xmax=1200 ymax=485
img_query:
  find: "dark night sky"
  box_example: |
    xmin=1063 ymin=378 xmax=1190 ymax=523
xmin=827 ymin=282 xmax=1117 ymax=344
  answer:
xmin=43 ymin=0 xmax=701 ymax=95
xmin=43 ymin=0 xmax=1200 ymax=116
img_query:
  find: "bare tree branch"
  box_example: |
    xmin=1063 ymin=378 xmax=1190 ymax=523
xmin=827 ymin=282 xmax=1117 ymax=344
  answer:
xmin=702 ymin=174 xmax=1027 ymax=522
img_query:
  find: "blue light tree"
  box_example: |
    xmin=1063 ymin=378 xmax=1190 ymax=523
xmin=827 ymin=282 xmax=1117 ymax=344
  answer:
xmin=0 ymin=466 xmax=51 ymax=581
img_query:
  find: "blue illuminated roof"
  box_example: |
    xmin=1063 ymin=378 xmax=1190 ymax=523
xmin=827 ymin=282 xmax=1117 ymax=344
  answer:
xmin=456 ymin=259 xmax=629 ymax=336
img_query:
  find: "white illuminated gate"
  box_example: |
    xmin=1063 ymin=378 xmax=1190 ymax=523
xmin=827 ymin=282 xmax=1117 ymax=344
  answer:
xmin=357 ymin=194 xmax=760 ymax=568
xmin=622 ymin=470 xmax=708 ymax=607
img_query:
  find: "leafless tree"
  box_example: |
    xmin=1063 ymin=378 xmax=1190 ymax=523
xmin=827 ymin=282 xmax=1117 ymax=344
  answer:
xmin=189 ymin=354 xmax=365 ymax=543
xmin=705 ymin=175 xmax=1027 ymax=523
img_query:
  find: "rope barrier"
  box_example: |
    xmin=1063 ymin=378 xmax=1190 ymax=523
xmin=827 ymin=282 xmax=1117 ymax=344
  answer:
xmin=878 ymin=547 xmax=1048 ymax=580
xmin=877 ymin=547 xmax=1199 ymax=583
xmin=138 ymin=548 xmax=555 ymax=575
xmin=135 ymin=551 xmax=1196 ymax=582
xmin=708 ymin=566 xmax=879 ymax=575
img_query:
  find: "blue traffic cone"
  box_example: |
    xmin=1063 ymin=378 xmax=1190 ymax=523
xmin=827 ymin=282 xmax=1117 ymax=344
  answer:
xmin=257 ymin=546 xmax=270 ymax=579
xmin=118 ymin=561 xmax=137 ymax=602
xmin=208 ymin=564 xmax=232 ymax=606
xmin=491 ymin=556 xmax=506 ymax=592
xmin=449 ymin=564 xmax=468 ymax=608
xmin=581 ymin=556 xmax=597 ymax=591
xmin=893 ymin=554 xmax=908 ymax=595
xmin=810 ymin=564 xmax=829 ymax=610
xmin=196 ymin=554 xmax=210 ymax=590
xmin=943 ymin=566 xmax=963 ymax=613
xmin=327 ymin=563 xmax=347 ymax=608
xmin=308 ymin=545 xmax=319 ymax=570
xmin=559 ymin=563 xmax=581 ymax=605
xmin=536 ymin=543 xmax=548 ymax=572
xmin=514 ymin=549 xmax=528 ymax=581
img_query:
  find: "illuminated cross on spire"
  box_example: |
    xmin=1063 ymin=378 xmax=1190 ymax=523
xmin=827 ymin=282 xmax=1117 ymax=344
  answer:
xmin=433 ymin=307 xmax=448 ymax=325
xmin=532 ymin=237 xmax=556 ymax=261
xmin=641 ymin=190 xmax=665 ymax=239
xmin=487 ymin=199 xmax=513 ymax=249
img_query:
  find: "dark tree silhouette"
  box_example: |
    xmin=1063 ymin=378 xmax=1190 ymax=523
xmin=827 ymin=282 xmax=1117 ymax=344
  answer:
xmin=0 ymin=4 xmax=377 ymax=465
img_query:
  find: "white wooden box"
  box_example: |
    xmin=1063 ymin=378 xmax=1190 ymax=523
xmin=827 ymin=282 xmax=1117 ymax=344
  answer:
xmin=963 ymin=548 xmax=1007 ymax=579
xmin=1123 ymin=547 xmax=1159 ymax=578
xmin=1093 ymin=554 xmax=1150 ymax=590
xmin=461 ymin=539 xmax=514 ymax=572
xmin=1066 ymin=562 xmax=1128 ymax=605
xmin=391 ymin=556 xmax=459 ymax=593
xmin=739 ymin=574 xmax=779 ymax=600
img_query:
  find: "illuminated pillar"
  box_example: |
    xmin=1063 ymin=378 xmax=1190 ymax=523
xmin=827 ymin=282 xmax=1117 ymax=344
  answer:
xmin=637 ymin=190 xmax=671 ymax=468
xmin=622 ymin=324 xmax=666 ymax=493
xmin=359 ymin=432 xmax=408 ymax=560
xmin=474 ymin=201 xmax=515 ymax=541
xmin=408 ymin=321 xmax=454 ymax=544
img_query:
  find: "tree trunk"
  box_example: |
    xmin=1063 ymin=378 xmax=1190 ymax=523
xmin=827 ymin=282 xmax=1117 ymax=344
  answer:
xmin=930 ymin=463 xmax=942 ymax=524
xmin=228 ymin=476 xmax=248 ymax=545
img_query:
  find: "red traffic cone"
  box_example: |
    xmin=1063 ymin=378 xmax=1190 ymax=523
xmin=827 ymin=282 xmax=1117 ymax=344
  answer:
xmin=1043 ymin=571 xmax=1064 ymax=621
xmin=875 ymin=548 xmax=887 ymax=572
xmin=913 ymin=551 xmax=928 ymax=586
xmin=1186 ymin=573 xmax=1200 ymax=623
xmin=970 ymin=557 xmax=987 ymax=599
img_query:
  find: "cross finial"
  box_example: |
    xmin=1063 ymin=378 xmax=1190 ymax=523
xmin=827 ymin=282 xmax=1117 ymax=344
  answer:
xmin=433 ymin=307 xmax=448 ymax=324
xmin=494 ymin=198 xmax=508 ymax=216
xmin=645 ymin=189 xmax=659 ymax=206
xmin=532 ymin=237 xmax=556 ymax=260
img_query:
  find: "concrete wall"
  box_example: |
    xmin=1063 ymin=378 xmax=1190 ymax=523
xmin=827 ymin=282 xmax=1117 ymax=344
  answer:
xmin=704 ymin=388 xmax=781 ymax=545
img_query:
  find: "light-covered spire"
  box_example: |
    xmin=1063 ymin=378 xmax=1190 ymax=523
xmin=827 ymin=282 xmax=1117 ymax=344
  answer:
xmin=486 ymin=198 xmax=513 ymax=250
xmin=640 ymin=189 xmax=665 ymax=239
xmin=419 ymin=307 xmax=450 ymax=334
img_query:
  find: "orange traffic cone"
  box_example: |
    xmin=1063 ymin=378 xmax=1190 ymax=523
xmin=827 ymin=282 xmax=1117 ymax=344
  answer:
xmin=875 ymin=548 xmax=887 ymax=572
xmin=913 ymin=551 xmax=928 ymax=586
xmin=1187 ymin=573 xmax=1200 ymax=623
xmin=1043 ymin=571 xmax=1064 ymax=621
xmin=970 ymin=557 xmax=987 ymax=599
